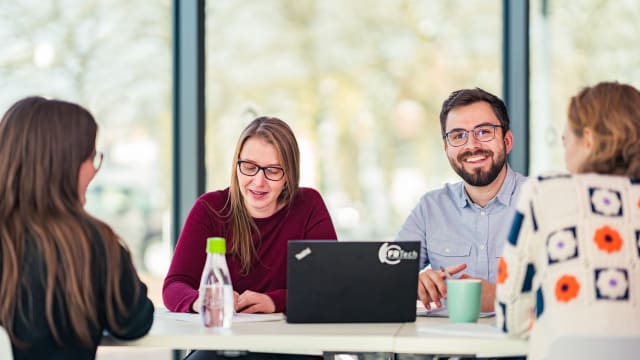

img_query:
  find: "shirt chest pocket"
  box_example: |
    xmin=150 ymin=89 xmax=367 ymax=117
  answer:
xmin=427 ymin=242 xmax=471 ymax=260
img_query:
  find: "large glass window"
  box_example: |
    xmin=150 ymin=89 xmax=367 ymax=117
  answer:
xmin=0 ymin=1 xmax=172 ymax=307
xmin=530 ymin=0 xmax=640 ymax=174
xmin=205 ymin=0 xmax=501 ymax=240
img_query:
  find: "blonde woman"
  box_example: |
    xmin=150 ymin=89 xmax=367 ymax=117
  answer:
xmin=164 ymin=117 xmax=336 ymax=360
xmin=163 ymin=117 xmax=337 ymax=315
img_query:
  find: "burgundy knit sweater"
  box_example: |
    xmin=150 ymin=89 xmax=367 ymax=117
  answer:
xmin=163 ymin=187 xmax=337 ymax=313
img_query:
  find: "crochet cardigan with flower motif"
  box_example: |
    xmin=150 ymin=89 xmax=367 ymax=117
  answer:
xmin=496 ymin=173 xmax=640 ymax=360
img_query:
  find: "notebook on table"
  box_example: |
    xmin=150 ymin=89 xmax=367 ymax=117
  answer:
xmin=286 ymin=240 xmax=420 ymax=323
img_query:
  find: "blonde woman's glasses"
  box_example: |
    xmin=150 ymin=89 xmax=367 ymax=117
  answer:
xmin=237 ymin=160 xmax=285 ymax=181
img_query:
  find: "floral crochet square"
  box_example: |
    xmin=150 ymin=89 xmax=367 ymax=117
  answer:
xmin=595 ymin=268 xmax=629 ymax=300
xmin=589 ymin=187 xmax=623 ymax=217
xmin=547 ymin=227 xmax=578 ymax=264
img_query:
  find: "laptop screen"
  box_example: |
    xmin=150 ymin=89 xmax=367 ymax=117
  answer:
xmin=286 ymin=240 xmax=420 ymax=323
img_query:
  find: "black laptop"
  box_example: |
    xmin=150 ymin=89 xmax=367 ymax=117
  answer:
xmin=286 ymin=240 xmax=420 ymax=323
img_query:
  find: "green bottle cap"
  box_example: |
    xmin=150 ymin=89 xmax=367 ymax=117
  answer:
xmin=206 ymin=237 xmax=226 ymax=254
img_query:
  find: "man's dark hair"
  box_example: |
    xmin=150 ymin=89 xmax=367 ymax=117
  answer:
xmin=439 ymin=87 xmax=510 ymax=137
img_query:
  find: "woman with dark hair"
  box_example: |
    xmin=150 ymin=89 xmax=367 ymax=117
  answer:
xmin=496 ymin=82 xmax=640 ymax=359
xmin=164 ymin=116 xmax=337 ymax=359
xmin=0 ymin=96 xmax=154 ymax=359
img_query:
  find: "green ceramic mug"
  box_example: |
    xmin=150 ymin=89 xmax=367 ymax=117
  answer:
xmin=446 ymin=278 xmax=482 ymax=323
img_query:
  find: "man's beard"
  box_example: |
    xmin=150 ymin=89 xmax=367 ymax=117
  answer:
xmin=449 ymin=148 xmax=506 ymax=187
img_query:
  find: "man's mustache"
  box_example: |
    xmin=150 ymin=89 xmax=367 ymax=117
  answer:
xmin=457 ymin=149 xmax=493 ymax=162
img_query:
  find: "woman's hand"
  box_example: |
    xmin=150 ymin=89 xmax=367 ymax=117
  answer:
xmin=235 ymin=290 xmax=276 ymax=313
xmin=191 ymin=296 xmax=202 ymax=313
xmin=193 ymin=290 xmax=240 ymax=314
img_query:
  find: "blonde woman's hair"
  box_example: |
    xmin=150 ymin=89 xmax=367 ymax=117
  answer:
xmin=226 ymin=117 xmax=300 ymax=274
xmin=568 ymin=81 xmax=640 ymax=178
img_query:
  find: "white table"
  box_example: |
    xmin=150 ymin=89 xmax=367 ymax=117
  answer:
xmin=102 ymin=310 xmax=400 ymax=355
xmin=102 ymin=310 xmax=528 ymax=357
xmin=396 ymin=318 xmax=528 ymax=357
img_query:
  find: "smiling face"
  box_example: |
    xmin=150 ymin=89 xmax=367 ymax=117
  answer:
xmin=237 ymin=136 xmax=287 ymax=218
xmin=444 ymin=101 xmax=512 ymax=187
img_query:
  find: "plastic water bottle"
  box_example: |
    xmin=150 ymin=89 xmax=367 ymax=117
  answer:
xmin=200 ymin=237 xmax=234 ymax=328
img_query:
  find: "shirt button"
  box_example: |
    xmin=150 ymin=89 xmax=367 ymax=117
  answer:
xmin=445 ymin=248 xmax=451 ymax=253
xmin=480 ymin=211 xmax=486 ymax=216
xmin=480 ymin=245 xmax=485 ymax=250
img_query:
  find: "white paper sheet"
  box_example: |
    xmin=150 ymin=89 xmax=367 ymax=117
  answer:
xmin=416 ymin=301 xmax=495 ymax=318
xmin=156 ymin=308 xmax=285 ymax=324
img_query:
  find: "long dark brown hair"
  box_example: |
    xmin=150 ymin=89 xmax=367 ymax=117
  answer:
xmin=568 ymin=81 xmax=640 ymax=178
xmin=0 ymin=96 xmax=139 ymax=348
xmin=227 ymin=117 xmax=300 ymax=274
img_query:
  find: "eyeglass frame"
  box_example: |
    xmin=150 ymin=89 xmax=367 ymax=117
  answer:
xmin=92 ymin=151 xmax=104 ymax=172
xmin=443 ymin=123 xmax=504 ymax=147
xmin=237 ymin=160 xmax=285 ymax=181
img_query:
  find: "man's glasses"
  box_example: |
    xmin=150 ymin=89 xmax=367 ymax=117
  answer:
xmin=93 ymin=151 xmax=104 ymax=172
xmin=443 ymin=124 xmax=503 ymax=147
xmin=237 ymin=161 xmax=285 ymax=181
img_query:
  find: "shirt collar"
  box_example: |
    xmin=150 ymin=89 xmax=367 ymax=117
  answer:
xmin=452 ymin=165 xmax=519 ymax=208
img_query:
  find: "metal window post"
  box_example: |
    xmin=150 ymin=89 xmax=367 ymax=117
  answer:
xmin=503 ymin=0 xmax=530 ymax=175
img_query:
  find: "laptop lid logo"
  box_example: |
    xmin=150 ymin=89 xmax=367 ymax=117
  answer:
xmin=378 ymin=242 xmax=418 ymax=265
xmin=294 ymin=247 xmax=312 ymax=260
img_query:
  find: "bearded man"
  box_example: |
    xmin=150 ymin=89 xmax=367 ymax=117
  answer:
xmin=396 ymin=88 xmax=527 ymax=312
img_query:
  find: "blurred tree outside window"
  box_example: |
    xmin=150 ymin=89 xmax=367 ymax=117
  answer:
xmin=530 ymin=0 xmax=640 ymax=174
xmin=0 ymin=0 xmax=173 ymax=308
xmin=2 ymin=2 xmax=637 ymax=358
xmin=205 ymin=0 xmax=502 ymax=240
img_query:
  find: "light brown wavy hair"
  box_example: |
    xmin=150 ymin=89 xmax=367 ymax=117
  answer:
xmin=226 ymin=117 xmax=300 ymax=275
xmin=0 ymin=97 xmax=139 ymax=349
xmin=568 ymin=81 xmax=640 ymax=178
